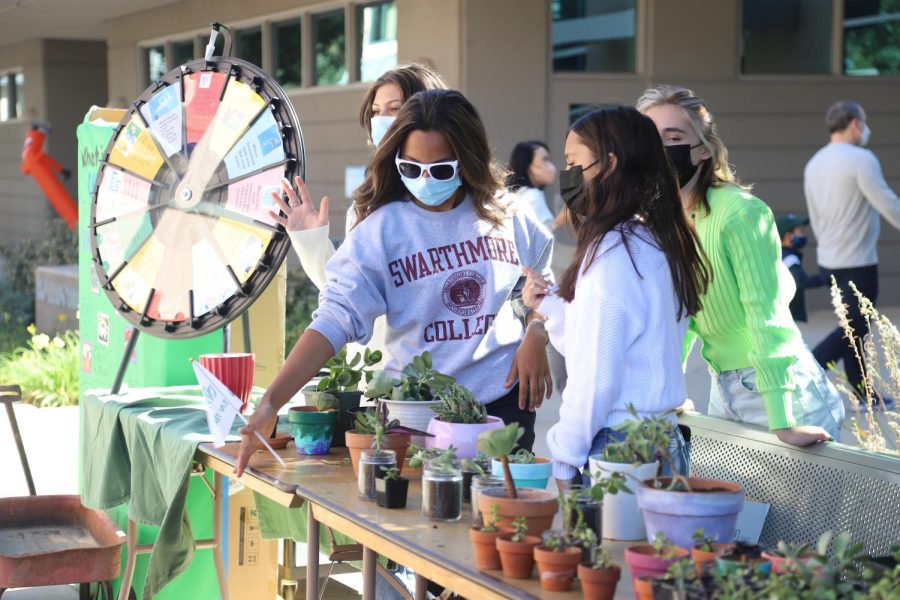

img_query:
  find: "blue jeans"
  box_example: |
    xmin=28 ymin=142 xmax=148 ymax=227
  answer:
xmin=579 ymin=425 xmax=690 ymax=486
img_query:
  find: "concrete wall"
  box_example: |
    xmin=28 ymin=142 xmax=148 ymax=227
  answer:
xmin=548 ymin=0 xmax=900 ymax=310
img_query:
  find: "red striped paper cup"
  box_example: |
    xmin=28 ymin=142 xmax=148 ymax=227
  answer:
xmin=199 ymin=353 xmax=255 ymax=413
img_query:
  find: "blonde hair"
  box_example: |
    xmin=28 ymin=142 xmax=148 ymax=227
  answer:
xmin=636 ymin=85 xmax=750 ymax=212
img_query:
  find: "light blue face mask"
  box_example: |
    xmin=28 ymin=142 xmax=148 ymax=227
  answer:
xmin=400 ymin=171 xmax=462 ymax=206
xmin=370 ymin=116 xmax=396 ymax=147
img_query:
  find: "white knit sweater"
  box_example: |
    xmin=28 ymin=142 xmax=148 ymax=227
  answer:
xmin=542 ymin=223 xmax=688 ymax=480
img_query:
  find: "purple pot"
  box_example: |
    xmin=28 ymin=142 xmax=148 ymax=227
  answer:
xmin=425 ymin=416 xmax=504 ymax=458
xmin=636 ymin=477 xmax=745 ymax=549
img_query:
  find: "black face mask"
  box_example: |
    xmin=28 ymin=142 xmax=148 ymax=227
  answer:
xmin=665 ymin=143 xmax=703 ymax=187
xmin=559 ymin=159 xmax=599 ymax=215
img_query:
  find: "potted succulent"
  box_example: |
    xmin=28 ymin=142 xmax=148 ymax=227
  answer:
xmin=578 ymin=547 xmax=621 ymax=600
xmin=624 ymin=532 xmax=689 ymax=599
xmin=651 ymin=557 xmax=711 ymax=600
xmin=630 ymin=411 xmax=745 ymax=549
xmin=374 ymin=352 xmax=455 ymax=440
xmin=475 ymin=424 xmax=559 ymax=536
xmin=762 ymin=536 xmax=827 ymax=574
xmin=344 ymin=403 xmax=420 ymax=477
xmin=303 ymin=347 xmax=382 ymax=447
xmin=358 ymin=447 xmax=396 ymax=502
xmin=288 ymin=393 xmax=340 ymax=455
xmin=690 ymin=528 xmax=733 ymax=575
xmin=715 ymin=541 xmax=771 ymax=576
xmin=461 ymin=452 xmax=492 ymax=503
xmin=495 ymin=516 xmax=540 ymax=580
xmin=533 ymin=529 xmax=583 ymax=592
xmin=490 ymin=448 xmax=552 ymax=489
xmin=375 ymin=465 xmax=409 ymax=509
xmin=425 ymin=383 xmax=504 ymax=458
xmin=588 ymin=404 xmax=667 ymax=541
xmin=469 ymin=502 xmax=503 ymax=570
xmin=420 ymin=446 xmax=463 ymax=522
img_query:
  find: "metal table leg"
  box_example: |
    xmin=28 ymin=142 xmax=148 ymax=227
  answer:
xmin=118 ymin=519 xmax=138 ymax=600
xmin=362 ymin=547 xmax=376 ymax=600
xmin=415 ymin=574 xmax=427 ymax=600
xmin=212 ymin=471 xmax=228 ymax=600
xmin=306 ymin=503 xmax=320 ymax=600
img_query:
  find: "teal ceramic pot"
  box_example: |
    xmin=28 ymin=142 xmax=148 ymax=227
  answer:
xmin=491 ymin=457 xmax=552 ymax=489
xmin=288 ymin=406 xmax=338 ymax=455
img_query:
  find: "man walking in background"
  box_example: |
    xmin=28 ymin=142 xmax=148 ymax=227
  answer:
xmin=804 ymin=100 xmax=900 ymax=401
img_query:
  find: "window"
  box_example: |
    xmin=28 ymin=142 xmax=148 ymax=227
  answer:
xmin=273 ymin=18 xmax=302 ymax=88
xmin=144 ymin=45 xmax=166 ymax=85
xmin=171 ymin=39 xmax=194 ymax=67
xmin=0 ymin=72 xmax=23 ymax=121
xmin=236 ymin=27 xmax=263 ymax=68
xmin=844 ymin=0 xmax=900 ymax=75
xmin=357 ymin=1 xmax=397 ymax=82
xmin=13 ymin=73 xmax=23 ymax=119
xmin=551 ymin=0 xmax=637 ymax=73
xmin=741 ymin=0 xmax=832 ymax=74
xmin=313 ymin=9 xmax=348 ymax=86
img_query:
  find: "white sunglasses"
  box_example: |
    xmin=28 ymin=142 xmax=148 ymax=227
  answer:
xmin=395 ymin=151 xmax=459 ymax=181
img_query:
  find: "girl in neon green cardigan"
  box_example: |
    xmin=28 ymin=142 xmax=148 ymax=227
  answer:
xmin=638 ymin=85 xmax=844 ymax=447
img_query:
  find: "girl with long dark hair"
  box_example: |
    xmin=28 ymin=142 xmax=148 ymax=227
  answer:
xmin=507 ymin=140 xmax=566 ymax=231
xmin=522 ymin=106 xmax=709 ymax=485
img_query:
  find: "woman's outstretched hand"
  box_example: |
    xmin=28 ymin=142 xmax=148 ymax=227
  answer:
xmin=269 ymin=175 xmax=330 ymax=232
xmin=235 ymin=400 xmax=278 ymax=477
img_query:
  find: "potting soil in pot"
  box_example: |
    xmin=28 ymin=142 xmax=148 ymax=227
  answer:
xmin=358 ymin=449 xmax=396 ymax=501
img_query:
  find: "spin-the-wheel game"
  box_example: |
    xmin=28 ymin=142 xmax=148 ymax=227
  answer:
xmin=89 ymin=25 xmax=303 ymax=386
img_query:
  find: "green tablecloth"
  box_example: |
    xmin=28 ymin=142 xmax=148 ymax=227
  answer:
xmin=80 ymin=386 xmax=249 ymax=600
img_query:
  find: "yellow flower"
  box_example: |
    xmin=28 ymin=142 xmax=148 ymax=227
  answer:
xmin=57 ymin=313 xmax=67 ymax=322
xmin=32 ymin=333 xmax=50 ymax=351
xmin=52 ymin=336 xmax=65 ymax=349
xmin=2 ymin=312 xmax=9 ymax=322
xmin=26 ymin=323 xmax=36 ymax=336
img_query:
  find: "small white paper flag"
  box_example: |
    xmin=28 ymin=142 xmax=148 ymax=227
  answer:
xmin=193 ymin=360 xmax=242 ymax=448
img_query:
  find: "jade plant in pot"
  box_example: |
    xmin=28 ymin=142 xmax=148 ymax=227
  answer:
xmin=588 ymin=404 xmax=668 ymax=541
xmin=495 ymin=516 xmax=540 ymax=580
xmin=651 ymin=557 xmax=711 ymax=600
xmin=714 ymin=541 xmax=771 ymax=576
xmin=475 ymin=424 xmax=558 ymax=536
xmin=303 ymin=347 xmax=382 ymax=447
xmin=469 ymin=502 xmax=502 ymax=570
xmin=374 ymin=352 xmax=455 ymax=440
xmin=631 ymin=410 xmax=745 ymax=549
xmin=533 ymin=529 xmax=583 ymax=592
xmin=490 ymin=448 xmax=552 ymax=489
xmin=426 ymin=383 xmax=504 ymax=458
xmin=578 ymin=547 xmax=621 ymax=600
xmin=761 ymin=534 xmax=829 ymax=574
xmin=288 ymin=392 xmax=340 ymax=455
xmin=375 ymin=466 xmax=409 ymax=509
xmin=624 ymin=532 xmax=689 ymax=599
xmin=417 ymin=446 xmax=463 ymax=522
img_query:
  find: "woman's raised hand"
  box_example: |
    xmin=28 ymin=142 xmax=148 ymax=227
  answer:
xmin=521 ymin=266 xmax=553 ymax=310
xmin=269 ymin=175 xmax=330 ymax=232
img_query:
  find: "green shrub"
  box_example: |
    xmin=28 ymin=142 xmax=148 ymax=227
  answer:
xmin=0 ymin=217 xmax=76 ymax=296
xmin=0 ymin=325 xmax=79 ymax=407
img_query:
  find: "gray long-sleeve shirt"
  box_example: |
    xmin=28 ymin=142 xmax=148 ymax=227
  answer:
xmin=804 ymin=141 xmax=900 ymax=269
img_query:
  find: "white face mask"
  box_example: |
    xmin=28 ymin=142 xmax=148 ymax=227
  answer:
xmin=370 ymin=115 xmax=397 ymax=147
xmin=859 ymin=123 xmax=871 ymax=147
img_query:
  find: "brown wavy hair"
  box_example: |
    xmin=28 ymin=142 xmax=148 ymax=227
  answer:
xmin=558 ymin=106 xmax=709 ymax=318
xmin=354 ymin=89 xmax=508 ymax=228
xmin=358 ymin=64 xmax=448 ymax=142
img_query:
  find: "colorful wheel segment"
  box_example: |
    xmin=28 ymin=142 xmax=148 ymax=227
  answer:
xmin=90 ymin=57 xmax=304 ymax=338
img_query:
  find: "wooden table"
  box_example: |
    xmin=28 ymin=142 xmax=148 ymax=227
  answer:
xmin=197 ymin=443 xmax=636 ymax=600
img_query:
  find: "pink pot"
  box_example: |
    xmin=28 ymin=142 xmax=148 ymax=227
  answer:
xmin=624 ymin=544 xmax=689 ymax=591
xmin=425 ymin=416 xmax=504 ymax=459
xmin=199 ymin=353 xmax=255 ymax=413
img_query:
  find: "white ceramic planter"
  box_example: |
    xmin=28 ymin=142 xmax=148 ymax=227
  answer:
xmin=588 ymin=457 xmax=659 ymax=541
xmin=379 ymin=398 xmax=441 ymax=445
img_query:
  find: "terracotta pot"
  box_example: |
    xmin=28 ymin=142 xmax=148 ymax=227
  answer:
xmin=495 ymin=534 xmax=540 ymax=579
xmin=469 ymin=528 xmax=502 ymax=570
xmin=345 ymin=431 xmax=410 ymax=478
xmin=636 ymin=476 xmax=745 ymax=549
xmin=762 ymin=551 xmax=814 ymax=574
xmin=577 ymin=563 xmax=620 ymax=600
xmin=633 ymin=576 xmax=655 ymax=600
xmin=533 ymin=545 xmax=582 ymax=592
xmin=692 ymin=543 xmax=733 ymax=575
xmin=624 ymin=544 xmax=689 ymax=592
xmin=477 ymin=487 xmax=559 ymax=537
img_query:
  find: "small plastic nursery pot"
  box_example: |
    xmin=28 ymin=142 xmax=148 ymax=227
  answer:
xmin=301 ymin=386 xmax=361 ymax=447
xmin=715 ymin=543 xmax=772 ymax=576
xmin=623 ymin=544 xmax=689 ymax=590
xmin=533 ymin=545 xmax=582 ymax=592
xmin=495 ymin=534 xmax=540 ymax=579
xmin=469 ymin=528 xmax=502 ymax=570
xmin=491 ymin=457 xmax=552 ymax=489
xmin=288 ymin=407 xmax=338 ymax=456
xmin=426 ymin=415 xmax=504 ymax=459
xmin=375 ymin=476 xmax=409 ymax=509
xmin=578 ymin=563 xmax=620 ymax=600
xmin=462 ymin=457 xmax=492 ymax=503
xmin=344 ymin=430 xmax=410 ymax=478
xmin=477 ymin=487 xmax=559 ymax=537
xmin=636 ymin=476 xmax=745 ymax=549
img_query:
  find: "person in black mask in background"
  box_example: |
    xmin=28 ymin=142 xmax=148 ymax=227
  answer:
xmin=776 ymin=213 xmax=824 ymax=323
